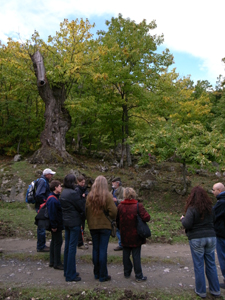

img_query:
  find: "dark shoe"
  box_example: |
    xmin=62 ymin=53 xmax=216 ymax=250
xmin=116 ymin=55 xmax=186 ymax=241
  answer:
xmin=125 ymin=275 xmax=130 ymax=279
xmin=100 ymin=275 xmax=111 ymax=282
xmin=54 ymin=264 xmax=64 ymax=270
xmin=37 ymin=246 xmax=50 ymax=252
xmin=114 ymin=246 xmax=123 ymax=251
xmin=49 ymin=264 xmax=53 ymax=267
xmin=66 ymin=276 xmax=81 ymax=282
xmin=136 ymin=276 xmax=147 ymax=283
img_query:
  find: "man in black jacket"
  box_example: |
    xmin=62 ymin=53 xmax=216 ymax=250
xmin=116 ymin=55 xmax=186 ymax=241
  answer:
xmin=35 ymin=168 xmax=56 ymax=252
xmin=212 ymin=182 xmax=225 ymax=289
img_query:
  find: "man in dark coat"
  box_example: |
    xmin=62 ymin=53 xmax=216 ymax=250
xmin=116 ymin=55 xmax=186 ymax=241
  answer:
xmin=35 ymin=168 xmax=55 ymax=252
xmin=212 ymin=182 xmax=225 ymax=289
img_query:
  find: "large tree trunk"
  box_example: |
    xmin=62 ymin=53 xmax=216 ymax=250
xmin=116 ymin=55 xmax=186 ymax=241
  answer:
xmin=30 ymin=51 xmax=74 ymax=164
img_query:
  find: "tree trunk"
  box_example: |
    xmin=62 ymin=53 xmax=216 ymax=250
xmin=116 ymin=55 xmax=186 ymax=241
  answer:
xmin=175 ymin=162 xmax=188 ymax=196
xmin=30 ymin=50 xmax=74 ymax=164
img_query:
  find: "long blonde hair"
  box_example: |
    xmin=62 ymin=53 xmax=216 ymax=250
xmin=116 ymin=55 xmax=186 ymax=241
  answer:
xmin=87 ymin=175 xmax=112 ymax=215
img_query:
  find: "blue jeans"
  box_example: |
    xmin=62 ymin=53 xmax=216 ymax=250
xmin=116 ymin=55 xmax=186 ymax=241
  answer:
xmin=90 ymin=229 xmax=111 ymax=282
xmin=116 ymin=228 xmax=122 ymax=248
xmin=64 ymin=226 xmax=80 ymax=281
xmin=189 ymin=237 xmax=220 ymax=298
xmin=216 ymin=237 xmax=225 ymax=280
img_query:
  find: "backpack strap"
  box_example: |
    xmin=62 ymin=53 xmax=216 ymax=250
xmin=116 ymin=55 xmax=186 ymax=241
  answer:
xmin=46 ymin=195 xmax=58 ymax=202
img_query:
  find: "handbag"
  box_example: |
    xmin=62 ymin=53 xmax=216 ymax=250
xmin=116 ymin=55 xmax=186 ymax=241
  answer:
xmin=103 ymin=210 xmax=117 ymax=238
xmin=136 ymin=202 xmax=151 ymax=238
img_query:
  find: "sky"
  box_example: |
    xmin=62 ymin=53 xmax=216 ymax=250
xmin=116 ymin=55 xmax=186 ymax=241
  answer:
xmin=1 ymin=0 xmax=225 ymax=87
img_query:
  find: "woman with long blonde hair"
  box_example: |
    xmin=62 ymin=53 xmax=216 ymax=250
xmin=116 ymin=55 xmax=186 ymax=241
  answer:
xmin=86 ymin=175 xmax=117 ymax=282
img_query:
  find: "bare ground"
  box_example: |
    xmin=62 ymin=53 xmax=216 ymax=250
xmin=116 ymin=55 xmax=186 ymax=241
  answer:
xmin=0 ymin=238 xmax=225 ymax=298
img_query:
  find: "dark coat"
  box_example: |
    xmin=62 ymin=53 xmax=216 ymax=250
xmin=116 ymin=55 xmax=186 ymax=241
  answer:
xmin=181 ymin=207 xmax=215 ymax=240
xmin=60 ymin=188 xmax=85 ymax=228
xmin=46 ymin=193 xmax=63 ymax=231
xmin=117 ymin=199 xmax=150 ymax=247
xmin=213 ymin=191 xmax=225 ymax=239
xmin=35 ymin=175 xmax=50 ymax=209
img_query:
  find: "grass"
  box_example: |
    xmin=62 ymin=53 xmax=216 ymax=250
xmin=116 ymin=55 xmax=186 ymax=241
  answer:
xmin=0 ymin=286 xmax=223 ymax=300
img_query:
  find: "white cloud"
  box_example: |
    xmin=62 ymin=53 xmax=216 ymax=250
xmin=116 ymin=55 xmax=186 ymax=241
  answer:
xmin=1 ymin=0 xmax=225 ymax=84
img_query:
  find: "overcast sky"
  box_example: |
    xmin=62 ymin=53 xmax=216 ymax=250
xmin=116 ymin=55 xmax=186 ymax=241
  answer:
xmin=1 ymin=0 xmax=224 ymax=87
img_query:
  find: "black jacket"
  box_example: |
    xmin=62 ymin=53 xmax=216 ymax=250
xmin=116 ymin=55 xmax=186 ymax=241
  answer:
xmin=60 ymin=187 xmax=85 ymax=227
xmin=181 ymin=207 xmax=215 ymax=240
xmin=213 ymin=192 xmax=225 ymax=239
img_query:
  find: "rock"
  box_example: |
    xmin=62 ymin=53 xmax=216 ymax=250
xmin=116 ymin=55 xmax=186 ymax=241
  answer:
xmin=140 ymin=180 xmax=155 ymax=190
xmin=13 ymin=154 xmax=21 ymax=162
xmin=215 ymin=171 xmax=221 ymax=177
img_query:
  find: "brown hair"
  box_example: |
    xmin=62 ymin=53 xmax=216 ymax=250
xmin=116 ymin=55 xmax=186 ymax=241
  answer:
xmin=86 ymin=175 xmax=112 ymax=215
xmin=123 ymin=187 xmax=136 ymax=200
xmin=50 ymin=180 xmax=61 ymax=192
xmin=185 ymin=186 xmax=212 ymax=217
xmin=77 ymin=175 xmax=85 ymax=183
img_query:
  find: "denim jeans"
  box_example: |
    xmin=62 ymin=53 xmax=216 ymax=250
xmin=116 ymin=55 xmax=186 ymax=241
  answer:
xmin=36 ymin=207 xmax=46 ymax=251
xmin=123 ymin=246 xmax=143 ymax=279
xmin=116 ymin=228 xmax=122 ymax=248
xmin=64 ymin=226 xmax=80 ymax=281
xmin=50 ymin=230 xmax=63 ymax=267
xmin=189 ymin=237 xmax=220 ymax=298
xmin=216 ymin=237 xmax=225 ymax=280
xmin=90 ymin=229 xmax=111 ymax=282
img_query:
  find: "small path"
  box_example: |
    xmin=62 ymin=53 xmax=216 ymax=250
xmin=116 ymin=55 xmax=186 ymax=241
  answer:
xmin=0 ymin=238 xmax=224 ymax=296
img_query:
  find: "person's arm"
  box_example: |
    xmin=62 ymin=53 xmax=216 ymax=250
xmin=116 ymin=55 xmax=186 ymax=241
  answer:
xmin=35 ymin=179 xmax=47 ymax=204
xmin=138 ymin=203 xmax=150 ymax=222
xmin=181 ymin=207 xmax=194 ymax=229
xmin=116 ymin=207 xmax=120 ymax=229
xmin=106 ymin=197 xmax=118 ymax=220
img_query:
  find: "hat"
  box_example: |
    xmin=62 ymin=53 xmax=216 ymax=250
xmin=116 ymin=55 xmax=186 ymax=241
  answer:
xmin=112 ymin=177 xmax=121 ymax=182
xmin=43 ymin=168 xmax=56 ymax=175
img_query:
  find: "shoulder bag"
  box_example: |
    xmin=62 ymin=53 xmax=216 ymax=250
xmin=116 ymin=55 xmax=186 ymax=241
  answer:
xmin=136 ymin=202 xmax=151 ymax=238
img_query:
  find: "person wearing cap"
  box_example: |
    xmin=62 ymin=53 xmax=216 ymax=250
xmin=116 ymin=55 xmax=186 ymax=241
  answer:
xmin=35 ymin=168 xmax=56 ymax=252
xmin=111 ymin=177 xmax=124 ymax=251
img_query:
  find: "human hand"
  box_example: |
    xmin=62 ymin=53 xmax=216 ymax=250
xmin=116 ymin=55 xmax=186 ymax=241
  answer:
xmin=52 ymin=228 xmax=57 ymax=232
xmin=180 ymin=215 xmax=184 ymax=221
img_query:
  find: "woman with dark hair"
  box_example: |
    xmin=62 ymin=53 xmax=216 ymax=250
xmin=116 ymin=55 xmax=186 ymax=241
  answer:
xmin=60 ymin=174 xmax=85 ymax=282
xmin=86 ymin=175 xmax=117 ymax=282
xmin=181 ymin=186 xmax=220 ymax=298
xmin=117 ymin=187 xmax=150 ymax=282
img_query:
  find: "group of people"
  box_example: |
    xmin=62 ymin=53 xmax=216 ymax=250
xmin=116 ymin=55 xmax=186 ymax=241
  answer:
xmin=181 ymin=183 xmax=225 ymax=298
xmin=35 ymin=168 xmax=225 ymax=296
xmin=35 ymin=169 xmax=150 ymax=283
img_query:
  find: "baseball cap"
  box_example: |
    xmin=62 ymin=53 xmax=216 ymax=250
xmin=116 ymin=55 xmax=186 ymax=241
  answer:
xmin=43 ymin=168 xmax=56 ymax=175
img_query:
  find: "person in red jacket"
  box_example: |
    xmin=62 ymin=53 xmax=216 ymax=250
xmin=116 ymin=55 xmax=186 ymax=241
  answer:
xmin=117 ymin=187 xmax=150 ymax=282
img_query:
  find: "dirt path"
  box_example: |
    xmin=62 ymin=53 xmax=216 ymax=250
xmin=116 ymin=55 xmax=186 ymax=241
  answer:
xmin=0 ymin=238 xmax=224 ymax=296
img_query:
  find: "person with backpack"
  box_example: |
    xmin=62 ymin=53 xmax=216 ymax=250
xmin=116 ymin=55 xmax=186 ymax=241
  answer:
xmin=46 ymin=180 xmax=64 ymax=270
xmin=35 ymin=168 xmax=56 ymax=252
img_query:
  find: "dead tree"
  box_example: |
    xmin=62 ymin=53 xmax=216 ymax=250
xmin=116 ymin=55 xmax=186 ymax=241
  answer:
xmin=30 ymin=50 xmax=74 ymax=164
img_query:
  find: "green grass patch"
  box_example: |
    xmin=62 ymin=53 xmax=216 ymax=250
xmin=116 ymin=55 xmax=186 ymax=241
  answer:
xmin=0 ymin=202 xmax=37 ymax=239
xmin=0 ymin=286 xmax=220 ymax=300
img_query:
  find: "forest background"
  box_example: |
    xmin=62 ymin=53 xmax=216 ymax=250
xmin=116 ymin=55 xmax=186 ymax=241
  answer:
xmin=1 ymin=14 xmax=225 ymax=173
